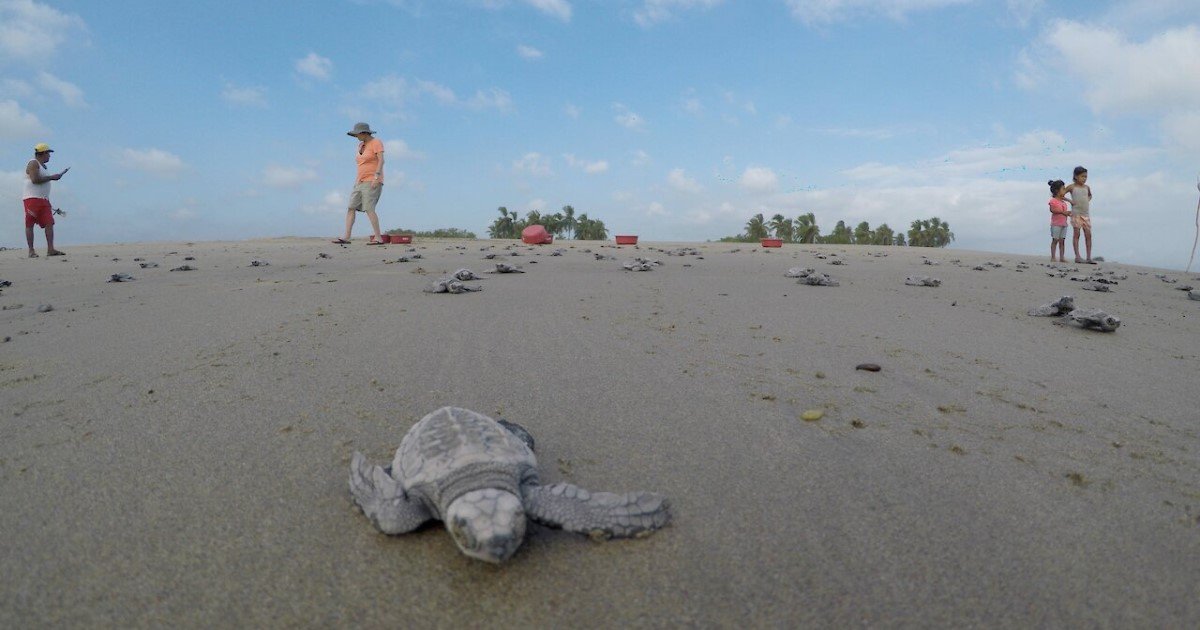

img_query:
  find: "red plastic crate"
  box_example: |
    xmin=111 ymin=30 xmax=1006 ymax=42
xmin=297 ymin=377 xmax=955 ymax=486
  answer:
xmin=615 ymin=235 xmax=638 ymax=245
xmin=761 ymin=238 xmax=783 ymax=248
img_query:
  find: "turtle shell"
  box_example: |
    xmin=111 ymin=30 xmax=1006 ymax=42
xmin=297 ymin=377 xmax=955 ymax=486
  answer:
xmin=393 ymin=407 xmax=538 ymax=517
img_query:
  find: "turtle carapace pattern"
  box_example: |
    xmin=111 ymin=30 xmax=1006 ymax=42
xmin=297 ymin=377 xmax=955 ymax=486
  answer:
xmin=349 ymin=407 xmax=671 ymax=563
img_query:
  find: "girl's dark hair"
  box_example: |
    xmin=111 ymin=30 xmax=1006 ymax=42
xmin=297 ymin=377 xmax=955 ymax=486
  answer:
xmin=1048 ymin=179 xmax=1065 ymax=195
xmin=1073 ymin=166 xmax=1087 ymax=176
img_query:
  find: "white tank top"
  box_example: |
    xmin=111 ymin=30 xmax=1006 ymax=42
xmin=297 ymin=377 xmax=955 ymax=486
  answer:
xmin=23 ymin=160 xmax=51 ymax=200
xmin=1069 ymin=185 xmax=1090 ymax=217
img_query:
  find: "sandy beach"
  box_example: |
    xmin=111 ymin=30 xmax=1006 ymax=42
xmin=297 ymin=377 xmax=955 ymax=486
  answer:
xmin=1 ymin=237 xmax=1197 ymax=627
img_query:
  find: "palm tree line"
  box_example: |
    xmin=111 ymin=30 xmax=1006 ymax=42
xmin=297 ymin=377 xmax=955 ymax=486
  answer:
xmin=723 ymin=212 xmax=954 ymax=248
xmin=486 ymin=205 xmax=610 ymax=240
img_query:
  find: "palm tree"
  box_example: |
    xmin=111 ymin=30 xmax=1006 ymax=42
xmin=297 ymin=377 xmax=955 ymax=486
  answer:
xmin=745 ymin=213 xmax=769 ymax=240
xmin=825 ymin=220 xmax=852 ymax=244
xmin=574 ymin=213 xmax=609 ymax=240
xmin=908 ymin=219 xmax=929 ymax=247
xmin=769 ymin=214 xmax=794 ymax=242
xmin=929 ymin=217 xmax=955 ymax=247
xmin=873 ymin=223 xmax=894 ymax=246
xmin=487 ymin=206 xmax=516 ymax=239
xmin=794 ymin=212 xmax=819 ymax=243
xmin=853 ymin=221 xmax=872 ymax=245
xmin=894 ymin=232 xmax=907 ymax=246
xmin=542 ymin=212 xmax=564 ymax=237
xmin=561 ymin=205 xmax=577 ymax=239
xmin=907 ymin=217 xmax=954 ymax=247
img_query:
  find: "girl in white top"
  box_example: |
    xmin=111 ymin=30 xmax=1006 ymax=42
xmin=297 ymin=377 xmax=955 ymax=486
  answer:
xmin=1064 ymin=166 xmax=1094 ymax=264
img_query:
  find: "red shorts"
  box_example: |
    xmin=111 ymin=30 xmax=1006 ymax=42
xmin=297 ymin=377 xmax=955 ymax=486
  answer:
xmin=24 ymin=198 xmax=53 ymax=229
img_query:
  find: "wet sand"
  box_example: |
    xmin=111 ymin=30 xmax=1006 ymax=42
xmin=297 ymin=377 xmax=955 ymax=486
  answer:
xmin=1 ymin=237 xmax=1198 ymax=627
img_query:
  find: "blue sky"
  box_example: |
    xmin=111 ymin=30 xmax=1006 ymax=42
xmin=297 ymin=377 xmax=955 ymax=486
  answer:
xmin=2 ymin=0 xmax=1199 ymax=269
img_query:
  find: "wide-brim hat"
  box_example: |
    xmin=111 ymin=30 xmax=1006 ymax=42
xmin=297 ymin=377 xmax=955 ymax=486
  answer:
xmin=347 ymin=122 xmax=376 ymax=137
xmin=34 ymin=143 xmax=54 ymax=153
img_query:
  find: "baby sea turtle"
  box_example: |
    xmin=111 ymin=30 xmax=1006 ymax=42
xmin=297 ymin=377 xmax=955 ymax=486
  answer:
xmin=424 ymin=279 xmax=482 ymax=294
xmin=904 ymin=275 xmax=941 ymax=287
xmin=798 ymin=273 xmax=839 ymax=286
xmin=622 ymin=258 xmax=661 ymax=271
xmin=1065 ymin=308 xmax=1121 ymax=332
xmin=785 ymin=267 xmax=814 ymax=278
xmin=493 ymin=263 xmax=524 ymax=274
xmin=1028 ymin=295 xmax=1075 ymax=317
xmin=452 ymin=269 xmax=481 ymax=281
xmin=349 ymin=407 xmax=671 ymax=563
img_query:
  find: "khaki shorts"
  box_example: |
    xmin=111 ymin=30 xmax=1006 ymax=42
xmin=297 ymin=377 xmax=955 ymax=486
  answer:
xmin=1071 ymin=214 xmax=1091 ymax=230
xmin=1050 ymin=225 xmax=1067 ymax=239
xmin=349 ymin=182 xmax=382 ymax=213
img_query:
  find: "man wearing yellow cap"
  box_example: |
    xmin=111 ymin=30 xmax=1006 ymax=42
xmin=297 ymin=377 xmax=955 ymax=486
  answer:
xmin=23 ymin=143 xmax=69 ymax=257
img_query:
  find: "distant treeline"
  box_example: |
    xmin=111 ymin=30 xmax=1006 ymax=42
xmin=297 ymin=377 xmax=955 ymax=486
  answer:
xmin=487 ymin=206 xmax=609 ymax=240
xmin=721 ymin=212 xmax=954 ymax=247
xmin=387 ymin=228 xmax=478 ymax=239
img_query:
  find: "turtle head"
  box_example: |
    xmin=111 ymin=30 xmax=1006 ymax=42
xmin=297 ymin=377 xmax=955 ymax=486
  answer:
xmin=445 ymin=488 xmax=526 ymax=563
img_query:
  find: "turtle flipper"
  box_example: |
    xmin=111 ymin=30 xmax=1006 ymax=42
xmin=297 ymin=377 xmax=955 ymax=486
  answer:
xmin=497 ymin=418 xmax=535 ymax=452
xmin=349 ymin=451 xmax=431 ymax=535
xmin=523 ymin=482 xmax=671 ymax=540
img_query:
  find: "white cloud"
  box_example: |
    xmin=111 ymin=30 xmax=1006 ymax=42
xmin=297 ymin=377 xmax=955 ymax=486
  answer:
xmin=417 ymin=79 xmax=457 ymax=105
xmin=384 ymin=138 xmax=425 ymax=159
xmin=1 ymin=78 xmax=34 ymax=99
xmin=563 ymin=153 xmax=609 ymax=174
xmin=1004 ymin=0 xmax=1042 ymax=26
xmin=646 ymin=201 xmax=667 ymax=216
xmin=263 ymin=165 xmax=318 ymax=189
xmin=739 ymin=166 xmax=779 ymax=193
xmin=526 ymin=197 xmax=547 ymax=211
xmin=466 ymin=87 xmax=513 ymax=111
xmin=300 ymin=190 xmax=347 ymax=216
xmin=785 ymin=0 xmax=971 ymax=25
xmin=170 ymin=207 xmax=196 ymax=221
xmin=1035 ymin=22 xmax=1200 ymax=116
xmin=295 ymin=52 xmax=333 ymax=80
xmin=118 ymin=148 xmax=185 ymax=177
xmin=633 ymin=0 xmax=724 ymax=27
xmin=667 ymin=168 xmax=703 ymax=193
xmin=36 ymin=72 xmax=85 ymax=107
xmin=362 ymin=75 xmax=510 ymax=113
xmin=524 ymin=0 xmax=571 ymax=21
xmin=221 ymin=82 xmax=267 ymax=108
xmin=0 ymin=0 xmax=87 ymax=61
xmin=1 ymin=169 xmax=26 ymax=203
xmin=564 ymin=103 xmax=580 ymax=119
xmin=613 ymin=103 xmax=646 ymax=131
xmin=840 ymin=130 xmax=1159 ymax=185
xmin=516 ymin=44 xmax=543 ymax=59
xmin=0 ymin=99 xmax=43 ymax=139
xmin=512 ymin=152 xmax=551 ymax=176
xmin=631 ymin=149 xmax=652 ymax=167
xmin=1160 ymin=110 xmax=1200 ymax=152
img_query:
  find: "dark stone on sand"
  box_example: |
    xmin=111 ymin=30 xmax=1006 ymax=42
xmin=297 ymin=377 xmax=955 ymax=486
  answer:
xmin=170 ymin=265 xmax=197 ymax=272
xmin=37 ymin=304 xmax=53 ymax=313
xmin=107 ymin=274 xmax=135 ymax=283
xmin=856 ymin=363 xmax=882 ymax=372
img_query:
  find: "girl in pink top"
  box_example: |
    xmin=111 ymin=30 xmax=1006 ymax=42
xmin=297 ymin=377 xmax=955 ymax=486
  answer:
xmin=1047 ymin=179 xmax=1071 ymax=262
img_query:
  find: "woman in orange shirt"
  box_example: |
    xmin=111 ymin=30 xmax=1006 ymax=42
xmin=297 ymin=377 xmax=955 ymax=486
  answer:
xmin=333 ymin=122 xmax=385 ymax=244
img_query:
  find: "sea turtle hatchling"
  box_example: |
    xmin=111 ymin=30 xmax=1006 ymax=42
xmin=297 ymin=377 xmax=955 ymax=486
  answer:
xmin=349 ymin=407 xmax=671 ymax=563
